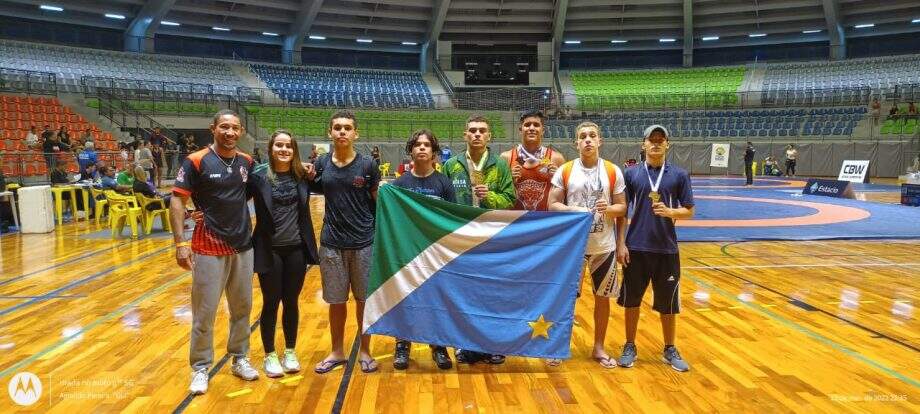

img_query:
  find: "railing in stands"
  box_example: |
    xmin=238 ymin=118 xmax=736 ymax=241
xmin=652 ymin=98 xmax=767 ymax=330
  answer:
xmin=0 ymin=67 xmax=57 ymax=95
xmin=96 ymin=89 xmax=181 ymax=145
xmin=433 ymin=60 xmax=454 ymax=97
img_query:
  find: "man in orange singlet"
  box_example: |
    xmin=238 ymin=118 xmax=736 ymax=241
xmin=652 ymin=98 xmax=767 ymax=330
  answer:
xmin=500 ymin=110 xmax=565 ymax=211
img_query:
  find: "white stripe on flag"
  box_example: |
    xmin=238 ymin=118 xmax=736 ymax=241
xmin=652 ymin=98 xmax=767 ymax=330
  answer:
xmin=363 ymin=210 xmax=525 ymax=331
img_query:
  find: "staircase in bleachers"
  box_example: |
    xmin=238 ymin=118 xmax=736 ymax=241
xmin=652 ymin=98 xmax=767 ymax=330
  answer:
xmin=0 ymin=39 xmax=246 ymax=95
xmin=544 ymin=107 xmax=867 ymax=141
xmin=249 ymin=64 xmax=434 ymax=109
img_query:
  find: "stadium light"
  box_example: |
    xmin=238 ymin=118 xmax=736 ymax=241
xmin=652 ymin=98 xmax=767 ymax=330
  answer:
xmin=104 ymin=13 xmax=125 ymax=20
xmin=659 ymin=38 xmax=676 ymax=42
xmin=357 ymin=39 xmax=373 ymax=43
xmin=749 ymin=33 xmax=767 ymax=38
xmin=802 ymin=29 xmax=822 ymax=34
xmin=39 ymin=5 xmax=63 ymax=12
xmin=702 ymin=36 xmax=719 ymax=41
xmin=308 ymin=35 xmax=325 ymax=40
xmin=213 ymin=27 xmax=230 ymax=31
xmin=160 ymin=21 xmax=180 ymax=26
xmin=610 ymin=40 xmax=628 ymax=44
xmin=401 ymin=42 xmax=417 ymax=46
xmin=564 ymin=40 xmax=581 ymax=44
xmin=262 ymin=32 xmax=279 ymax=36
xmin=912 ymin=18 xmax=920 ymax=23
xmin=854 ymin=24 xmax=874 ymax=29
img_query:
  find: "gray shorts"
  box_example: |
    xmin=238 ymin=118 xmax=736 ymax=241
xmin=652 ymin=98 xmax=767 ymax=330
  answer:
xmin=319 ymin=244 xmax=373 ymax=304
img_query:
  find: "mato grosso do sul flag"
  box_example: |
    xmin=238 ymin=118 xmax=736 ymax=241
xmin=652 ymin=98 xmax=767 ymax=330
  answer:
xmin=363 ymin=184 xmax=592 ymax=359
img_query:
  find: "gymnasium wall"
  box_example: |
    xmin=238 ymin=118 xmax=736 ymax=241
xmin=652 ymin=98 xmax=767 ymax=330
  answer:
xmin=324 ymin=140 xmax=914 ymax=178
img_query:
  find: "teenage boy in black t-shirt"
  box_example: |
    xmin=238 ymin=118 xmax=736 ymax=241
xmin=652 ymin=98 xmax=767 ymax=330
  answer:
xmin=311 ymin=110 xmax=382 ymax=374
xmin=390 ymin=129 xmax=456 ymax=371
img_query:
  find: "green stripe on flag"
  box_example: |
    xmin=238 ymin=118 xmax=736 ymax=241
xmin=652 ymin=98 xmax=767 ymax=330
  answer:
xmin=367 ymin=185 xmax=486 ymax=295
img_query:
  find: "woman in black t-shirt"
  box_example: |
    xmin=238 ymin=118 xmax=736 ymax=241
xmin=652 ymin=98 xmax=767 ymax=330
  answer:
xmin=248 ymin=129 xmax=319 ymax=378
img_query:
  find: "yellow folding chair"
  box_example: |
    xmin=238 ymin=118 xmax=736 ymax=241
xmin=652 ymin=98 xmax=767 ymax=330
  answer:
xmin=106 ymin=191 xmax=142 ymax=239
xmin=135 ymin=193 xmax=172 ymax=234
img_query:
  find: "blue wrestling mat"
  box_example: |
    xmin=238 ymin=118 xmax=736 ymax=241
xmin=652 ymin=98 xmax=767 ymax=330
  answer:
xmin=674 ymin=176 xmax=920 ymax=241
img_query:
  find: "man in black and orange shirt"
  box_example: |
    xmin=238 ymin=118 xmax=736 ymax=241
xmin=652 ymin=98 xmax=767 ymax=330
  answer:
xmin=170 ymin=110 xmax=259 ymax=395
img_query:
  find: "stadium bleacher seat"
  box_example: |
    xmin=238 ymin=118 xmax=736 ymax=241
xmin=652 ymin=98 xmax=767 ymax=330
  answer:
xmin=570 ymin=67 xmax=746 ymax=110
xmin=249 ymin=64 xmax=433 ymax=110
xmin=0 ymin=39 xmax=245 ymax=94
xmin=543 ymin=107 xmax=866 ymax=140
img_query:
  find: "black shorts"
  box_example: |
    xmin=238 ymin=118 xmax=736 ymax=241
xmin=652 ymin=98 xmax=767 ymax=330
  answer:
xmin=617 ymin=250 xmax=681 ymax=314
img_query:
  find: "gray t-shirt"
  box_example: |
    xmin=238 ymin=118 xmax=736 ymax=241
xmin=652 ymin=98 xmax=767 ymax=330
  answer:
xmin=270 ymin=172 xmax=302 ymax=247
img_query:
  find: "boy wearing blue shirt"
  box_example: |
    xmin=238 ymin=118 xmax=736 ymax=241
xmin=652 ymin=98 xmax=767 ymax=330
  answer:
xmin=616 ymin=125 xmax=695 ymax=372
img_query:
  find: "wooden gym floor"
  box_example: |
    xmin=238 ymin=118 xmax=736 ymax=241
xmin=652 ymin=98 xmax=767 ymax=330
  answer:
xmin=0 ymin=197 xmax=918 ymax=413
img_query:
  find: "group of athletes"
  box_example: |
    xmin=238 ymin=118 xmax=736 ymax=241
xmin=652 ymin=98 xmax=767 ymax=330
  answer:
xmin=170 ymin=108 xmax=694 ymax=396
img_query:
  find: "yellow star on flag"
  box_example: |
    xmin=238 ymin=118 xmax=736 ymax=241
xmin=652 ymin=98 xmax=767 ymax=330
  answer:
xmin=528 ymin=314 xmax=553 ymax=339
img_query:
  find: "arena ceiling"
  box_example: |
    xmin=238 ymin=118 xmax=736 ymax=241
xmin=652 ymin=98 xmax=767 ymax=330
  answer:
xmin=0 ymin=0 xmax=918 ymax=55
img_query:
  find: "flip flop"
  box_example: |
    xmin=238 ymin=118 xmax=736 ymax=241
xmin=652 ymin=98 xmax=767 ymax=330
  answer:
xmin=594 ymin=355 xmax=617 ymax=369
xmin=359 ymin=359 xmax=379 ymax=373
xmin=545 ymin=358 xmax=562 ymax=367
xmin=314 ymin=359 xmax=347 ymax=374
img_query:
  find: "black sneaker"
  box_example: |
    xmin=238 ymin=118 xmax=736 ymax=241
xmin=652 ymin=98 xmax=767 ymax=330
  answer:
xmin=455 ymin=349 xmax=484 ymax=364
xmin=393 ymin=340 xmax=410 ymax=370
xmin=487 ymin=354 xmax=505 ymax=365
xmin=431 ymin=346 xmax=453 ymax=370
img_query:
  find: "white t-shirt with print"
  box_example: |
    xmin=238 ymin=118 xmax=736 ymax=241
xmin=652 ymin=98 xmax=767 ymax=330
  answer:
xmin=551 ymin=158 xmax=626 ymax=255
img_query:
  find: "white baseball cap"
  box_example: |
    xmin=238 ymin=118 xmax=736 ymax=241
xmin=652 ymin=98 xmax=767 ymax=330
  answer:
xmin=643 ymin=125 xmax=670 ymax=140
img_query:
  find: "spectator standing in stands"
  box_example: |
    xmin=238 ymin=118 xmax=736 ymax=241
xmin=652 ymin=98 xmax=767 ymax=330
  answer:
xmin=909 ymin=102 xmax=918 ymax=118
xmin=743 ymin=142 xmax=756 ymax=186
xmin=308 ymin=145 xmax=318 ymax=164
xmin=252 ymin=147 xmax=263 ymax=165
xmin=784 ymin=144 xmax=798 ymax=177
xmin=889 ymin=103 xmax=900 ymax=119
xmin=42 ymin=131 xmax=69 ymax=169
xmin=135 ymin=140 xmax=155 ymax=184
xmin=310 ymin=110 xmax=381 ymax=375
xmin=81 ymin=127 xmax=94 ymax=144
xmin=149 ymin=127 xmax=166 ymax=148
xmin=41 ymin=125 xmax=53 ymax=143
xmin=58 ymin=125 xmax=71 ymax=148
xmin=870 ymin=98 xmax=881 ymax=128
xmin=77 ymin=142 xmax=98 ymax=173
xmin=170 ymin=110 xmax=259 ymax=394
xmin=440 ymin=145 xmax=452 ymax=163
xmin=25 ymin=126 xmax=40 ymax=149
xmin=151 ymin=140 xmax=165 ymax=188
xmin=371 ymin=146 xmax=381 ymax=166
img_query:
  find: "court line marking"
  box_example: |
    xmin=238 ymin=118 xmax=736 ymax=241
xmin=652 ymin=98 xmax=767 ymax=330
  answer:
xmin=687 ymin=272 xmax=920 ymax=389
xmin=685 ymin=262 xmax=920 ymax=270
xmin=689 ymin=257 xmax=920 ymax=355
xmin=0 ymin=295 xmax=86 ymax=299
xmin=0 ymin=240 xmax=133 ymax=287
xmin=0 ymin=246 xmax=172 ymax=317
xmin=0 ymin=271 xmax=187 ymax=379
xmin=332 ymin=329 xmax=363 ymax=414
xmin=226 ymin=388 xmax=252 ymax=398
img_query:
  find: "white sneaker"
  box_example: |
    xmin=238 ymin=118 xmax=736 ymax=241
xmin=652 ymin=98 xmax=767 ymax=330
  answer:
xmin=281 ymin=349 xmax=301 ymax=373
xmin=231 ymin=357 xmax=259 ymax=381
xmin=189 ymin=369 xmax=209 ymax=395
xmin=263 ymin=352 xmax=284 ymax=378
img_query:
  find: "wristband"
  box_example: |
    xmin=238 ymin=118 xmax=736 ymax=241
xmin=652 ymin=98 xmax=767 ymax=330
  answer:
xmin=176 ymin=241 xmax=191 ymax=248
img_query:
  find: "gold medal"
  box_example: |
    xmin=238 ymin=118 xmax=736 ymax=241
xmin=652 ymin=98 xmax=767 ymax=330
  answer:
xmin=471 ymin=171 xmax=484 ymax=185
xmin=649 ymin=191 xmax=661 ymax=203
